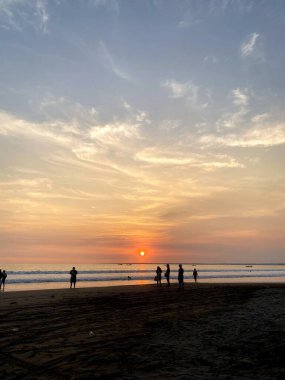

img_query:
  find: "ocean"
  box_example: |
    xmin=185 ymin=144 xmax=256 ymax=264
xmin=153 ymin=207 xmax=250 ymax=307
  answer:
xmin=1 ymin=263 xmax=285 ymax=292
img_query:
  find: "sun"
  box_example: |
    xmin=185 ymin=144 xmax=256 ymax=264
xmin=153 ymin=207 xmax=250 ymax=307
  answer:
xmin=139 ymin=251 xmax=145 ymax=257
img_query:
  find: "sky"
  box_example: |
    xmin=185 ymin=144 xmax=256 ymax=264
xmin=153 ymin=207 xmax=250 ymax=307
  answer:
xmin=1 ymin=0 xmax=285 ymax=264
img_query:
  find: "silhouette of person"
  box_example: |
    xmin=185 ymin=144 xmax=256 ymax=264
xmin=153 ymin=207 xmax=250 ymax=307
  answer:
xmin=0 ymin=269 xmax=3 ymax=291
xmin=70 ymin=267 xmax=78 ymax=288
xmin=1 ymin=270 xmax=7 ymax=292
xmin=193 ymin=268 xmax=198 ymax=282
xmin=165 ymin=264 xmax=170 ymax=287
xmin=156 ymin=266 xmax=162 ymax=287
xmin=178 ymin=264 xmax=184 ymax=289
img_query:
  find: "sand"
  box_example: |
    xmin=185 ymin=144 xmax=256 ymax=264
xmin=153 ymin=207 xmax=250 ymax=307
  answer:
xmin=0 ymin=283 xmax=284 ymax=380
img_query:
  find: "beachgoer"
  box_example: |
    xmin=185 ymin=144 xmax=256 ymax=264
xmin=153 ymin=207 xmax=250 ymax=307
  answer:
xmin=70 ymin=267 xmax=78 ymax=288
xmin=178 ymin=264 xmax=184 ymax=289
xmin=0 ymin=269 xmax=3 ymax=291
xmin=156 ymin=266 xmax=162 ymax=287
xmin=1 ymin=270 xmax=7 ymax=292
xmin=165 ymin=264 xmax=170 ymax=287
xmin=193 ymin=268 xmax=198 ymax=282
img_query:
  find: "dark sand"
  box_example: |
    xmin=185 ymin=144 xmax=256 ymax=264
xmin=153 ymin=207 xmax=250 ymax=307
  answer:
xmin=0 ymin=283 xmax=284 ymax=379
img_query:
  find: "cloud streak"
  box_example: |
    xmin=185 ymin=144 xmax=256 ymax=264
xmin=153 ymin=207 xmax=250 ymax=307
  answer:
xmin=200 ymin=124 xmax=285 ymax=147
xmin=241 ymin=32 xmax=259 ymax=57
xmin=98 ymin=40 xmax=131 ymax=81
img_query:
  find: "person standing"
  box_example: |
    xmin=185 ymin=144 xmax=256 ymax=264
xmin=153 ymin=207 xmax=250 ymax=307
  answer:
xmin=1 ymin=270 xmax=7 ymax=292
xmin=70 ymin=267 xmax=78 ymax=288
xmin=178 ymin=264 xmax=184 ymax=289
xmin=156 ymin=266 xmax=162 ymax=287
xmin=0 ymin=269 xmax=3 ymax=291
xmin=193 ymin=268 xmax=198 ymax=282
xmin=165 ymin=264 xmax=171 ymax=287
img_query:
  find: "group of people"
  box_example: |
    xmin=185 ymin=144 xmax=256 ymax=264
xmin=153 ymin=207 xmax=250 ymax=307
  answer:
xmin=1 ymin=266 xmax=198 ymax=291
xmin=70 ymin=265 xmax=198 ymax=289
xmin=155 ymin=264 xmax=198 ymax=288
xmin=0 ymin=269 xmax=7 ymax=292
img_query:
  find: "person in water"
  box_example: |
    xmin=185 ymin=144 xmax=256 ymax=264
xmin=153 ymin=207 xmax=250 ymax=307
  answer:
xmin=70 ymin=267 xmax=78 ymax=288
xmin=165 ymin=264 xmax=170 ymax=287
xmin=193 ymin=268 xmax=198 ymax=282
xmin=156 ymin=266 xmax=162 ymax=287
xmin=178 ymin=264 xmax=184 ymax=289
xmin=1 ymin=270 xmax=7 ymax=292
xmin=0 ymin=269 xmax=3 ymax=291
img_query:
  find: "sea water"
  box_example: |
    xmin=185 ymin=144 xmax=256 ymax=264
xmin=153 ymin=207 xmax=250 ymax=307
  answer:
xmin=1 ymin=263 xmax=285 ymax=292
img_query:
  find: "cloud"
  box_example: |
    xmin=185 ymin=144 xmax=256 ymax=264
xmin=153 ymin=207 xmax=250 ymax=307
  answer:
xmin=163 ymin=79 xmax=198 ymax=100
xmin=177 ymin=0 xmax=253 ymax=30
xmin=216 ymin=108 xmax=249 ymax=130
xmin=232 ymin=88 xmax=249 ymax=106
xmin=0 ymin=111 xmax=72 ymax=145
xmin=216 ymin=88 xmax=250 ymax=130
xmin=135 ymin=148 xmax=244 ymax=170
xmin=199 ymin=124 xmax=285 ymax=147
xmin=39 ymin=93 xmax=99 ymax=126
xmin=251 ymin=113 xmax=270 ymax=123
xmin=163 ymin=79 xmax=209 ymax=109
xmin=241 ymin=32 xmax=259 ymax=57
xmin=203 ymin=55 xmax=219 ymax=64
xmin=0 ymin=0 xmax=49 ymax=32
xmin=98 ymin=40 xmax=131 ymax=81
xmin=177 ymin=12 xmax=201 ymax=28
xmin=89 ymin=122 xmax=141 ymax=146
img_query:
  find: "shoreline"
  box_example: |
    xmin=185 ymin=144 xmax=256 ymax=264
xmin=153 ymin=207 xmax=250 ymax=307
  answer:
xmin=3 ymin=276 xmax=285 ymax=294
xmin=1 ymin=283 xmax=284 ymax=379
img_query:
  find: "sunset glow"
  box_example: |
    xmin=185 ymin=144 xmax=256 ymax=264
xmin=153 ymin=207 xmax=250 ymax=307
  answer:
xmin=1 ymin=1 xmax=285 ymax=264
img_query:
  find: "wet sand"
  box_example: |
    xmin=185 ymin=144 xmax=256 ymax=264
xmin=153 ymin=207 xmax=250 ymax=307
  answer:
xmin=0 ymin=283 xmax=284 ymax=379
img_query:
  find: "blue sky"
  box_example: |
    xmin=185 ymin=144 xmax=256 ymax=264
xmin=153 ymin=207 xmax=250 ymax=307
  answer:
xmin=1 ymin=0 xmax=285 ymax=263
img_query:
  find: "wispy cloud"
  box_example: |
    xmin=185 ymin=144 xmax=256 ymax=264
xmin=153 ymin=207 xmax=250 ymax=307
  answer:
xmin=241 ymin=32 xmax=259 ymax=57
xmin=0 ymin=0 xmax=49 ymax=32
xmin=0 ymin=111 xmax=72 ymax=145
xmin=89 ymin=122 xmax=141 ymax=146
xmin=232 ymin=88 xmax=249 ymax=106
xmin=199 ymin=124 xmax=285 ymax=148
xmin=216 ymin=88 xmax=249 ymax=130
xmin=163 ymin=79 xmax=208 ymax=109
xmin=135 ymin=148 xmax=244 ymax=170
xmin=163 ymin=79 xmax=198 ymax=100
xmin=177 ymin=0 xmax=253 ymax=29
xmin=98 ymin=40 xmax=131 ymax=81
xmin=177 ymin=11 xmax=201 ymax=28
xmin=251 ymin=113 xmax=270 ymax=123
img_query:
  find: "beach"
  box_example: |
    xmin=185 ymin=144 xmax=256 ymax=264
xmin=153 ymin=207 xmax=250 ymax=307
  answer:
xmin=0 ymin=283 xmax=284 ymax=379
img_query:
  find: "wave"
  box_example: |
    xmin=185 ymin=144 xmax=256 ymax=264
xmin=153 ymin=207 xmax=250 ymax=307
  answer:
xmin=6 ymin=272 xmax=285 ymax=284
xmin=8 ymin=268 xmax=285 ymax=275
xmin=8 ymin=270 xmax=154 ymax=275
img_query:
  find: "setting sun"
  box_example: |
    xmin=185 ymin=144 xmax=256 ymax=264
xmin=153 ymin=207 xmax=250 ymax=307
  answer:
xmin=139 ymin=251 xmax=145 ymax=257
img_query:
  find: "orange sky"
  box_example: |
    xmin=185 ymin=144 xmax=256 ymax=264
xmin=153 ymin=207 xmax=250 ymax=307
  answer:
xmin=1 ymin=1 xmax=285 ymax=264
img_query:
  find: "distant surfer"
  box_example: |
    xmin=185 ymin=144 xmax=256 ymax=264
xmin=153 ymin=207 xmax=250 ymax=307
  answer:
xmin=70 ymin=267 xmax=78 ymax=288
